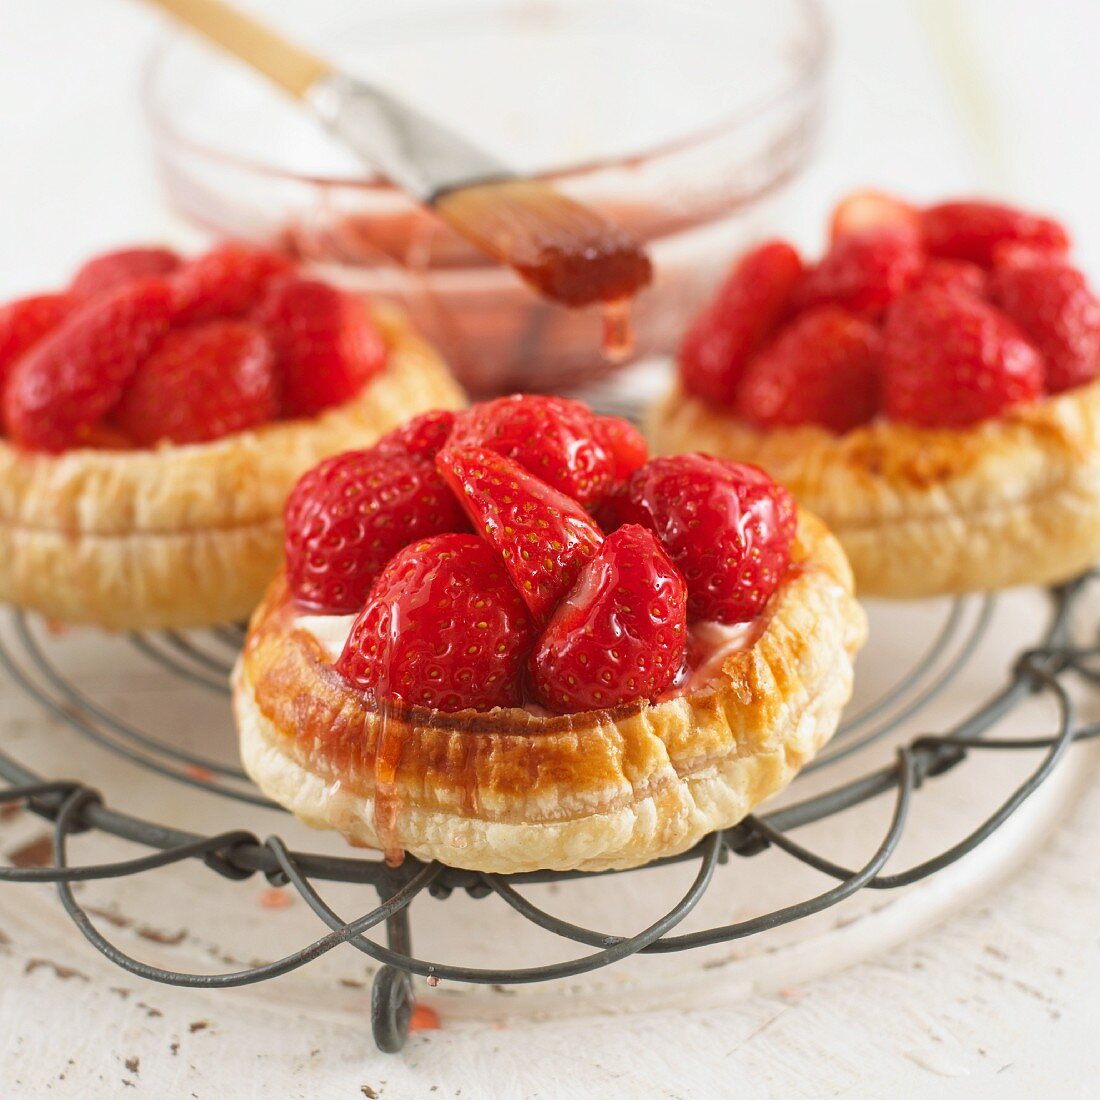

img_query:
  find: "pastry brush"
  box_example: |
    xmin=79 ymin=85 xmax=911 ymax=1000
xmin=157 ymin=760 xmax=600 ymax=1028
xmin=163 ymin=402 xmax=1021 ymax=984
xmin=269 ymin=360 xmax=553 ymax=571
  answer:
xmin=140 ymin=0 xmax=653 ymax=310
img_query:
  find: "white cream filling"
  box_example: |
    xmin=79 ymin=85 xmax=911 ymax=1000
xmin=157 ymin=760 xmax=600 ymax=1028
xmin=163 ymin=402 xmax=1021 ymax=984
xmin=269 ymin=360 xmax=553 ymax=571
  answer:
xmin=292 ymin=612 xmax=761 ymax=702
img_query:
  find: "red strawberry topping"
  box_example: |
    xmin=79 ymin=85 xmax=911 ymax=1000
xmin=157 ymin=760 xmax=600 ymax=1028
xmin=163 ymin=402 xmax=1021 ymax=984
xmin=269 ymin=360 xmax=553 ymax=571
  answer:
xmin=3 ymin=279 xmax=174 ymax=452
xmin=171 ymin=242 xmax=294 ymax=323
xmin=373 ymin=409 xmax=458 ymax=460
xmin=285 ymin=449 xmax=467 ymax=615
xmin=592 ymin=415 xmax=648 ymax=480
xmin=679 ymin=241 xmax=804 ymax=407
xmin=881 ymin=286 xmax=1045 ymax=428
xmin=912 ymin=259 xmax=987 ymax=298
xmin=604 ymin=454 xmax=796 ymax=623
xmin=254 ymin=277 xmax=387 ymax=418
xmin=919 ymin=200 xmax=1069 ymax=268
xmin=795 ymin=227 xmax=923 ymax=318
xmin=447 ymin=394 xmax=615 ymax=507
xmin=529 ymin=524 xmax=687 ymax=713
xmin=829 ymin=191 xmax=918 ymax=241
xmin=0 ymin=293 xmax=71 ymax=390
xmin=989 ymin=257 xmax=1100 ymax=394
xmin=737 ymin=307 xmax=879 ymax=434
xmin=112 ymin=320 xmax=278 ymax=446
xmin=71 ymin=246 xmax=181 ymax=301
xmin=336 ymin=533 xmax=536 ymax=712
xmin=435 ymin=446 xmax=604 ymax=624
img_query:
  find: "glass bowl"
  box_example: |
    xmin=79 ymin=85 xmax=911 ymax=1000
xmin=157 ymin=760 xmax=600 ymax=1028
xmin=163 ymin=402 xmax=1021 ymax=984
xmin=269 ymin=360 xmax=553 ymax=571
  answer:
xmin=144 ymin=0 xmax=827 ymax=395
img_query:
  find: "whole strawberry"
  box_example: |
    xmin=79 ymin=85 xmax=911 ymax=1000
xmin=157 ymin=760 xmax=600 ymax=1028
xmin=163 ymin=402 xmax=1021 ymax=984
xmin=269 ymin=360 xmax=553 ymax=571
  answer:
xmin=4 ymin=279 xmax=174 ymax=452
xmin=529 ymin=524 xmax=687 ymax=713
xmin=679 ymin=241 xmax=804 ymax=407
xmin=919 ymin=200 xmax=1069 ymax=268
xmin=737 ymin=307 xmax=879 ymax=433
xmin=447 ymin=394 xmax=615 ymax=507
xmin=171 ymin=242 xmax=294 ymax=323
xmin=336 ymin=533 xmax=536 ymax=712
xmin=913 ymin=259 xmax=987 ymax=298
xmin=0 ymin=293 xmax=71 ymax=390
xmin=435 ymin=446 xmax=604 ymax=624
xmin=254 ymin=277 xmax=387 ymax=418
xmin=112 ymin=320 xmax=278 ymax=446
xmin=795 ymin=226 xmax=923 ymax=318
xmin=604 ymin=454 xmax=797 ymax=623
xmin=881 ymin=286 xmax=1046 ymax=428
xmin=71 ymin=246 xmax=181 ymax=301
xmin=989 ymin=257 xmax=1100 ymax=394
xmin=285 ymin=449 xmax=467 ymax=614
xmin=373 ymin=409 xmax=458 ymax=460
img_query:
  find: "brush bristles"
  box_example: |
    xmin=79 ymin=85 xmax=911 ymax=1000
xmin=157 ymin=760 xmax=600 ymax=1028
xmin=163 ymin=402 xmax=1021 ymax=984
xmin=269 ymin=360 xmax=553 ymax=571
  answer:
xmin=434 ymin=180 xmax=652 ymax=308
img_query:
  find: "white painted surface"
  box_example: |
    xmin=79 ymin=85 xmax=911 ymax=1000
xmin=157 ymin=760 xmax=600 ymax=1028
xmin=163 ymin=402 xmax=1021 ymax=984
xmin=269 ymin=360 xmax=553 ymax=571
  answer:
xmin=1 ymin=1 xmax=1099 ymax=1096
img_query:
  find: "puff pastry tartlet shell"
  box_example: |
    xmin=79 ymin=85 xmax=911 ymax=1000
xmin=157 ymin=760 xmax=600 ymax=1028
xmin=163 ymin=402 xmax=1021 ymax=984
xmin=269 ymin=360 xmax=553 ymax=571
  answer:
xmin=650 ymin=381 xmax=1100 ymax=598
xmin=0 ymin=308 xmax=465 ymax=629
xmin=234 ymin=513 xmax=866 ymax=874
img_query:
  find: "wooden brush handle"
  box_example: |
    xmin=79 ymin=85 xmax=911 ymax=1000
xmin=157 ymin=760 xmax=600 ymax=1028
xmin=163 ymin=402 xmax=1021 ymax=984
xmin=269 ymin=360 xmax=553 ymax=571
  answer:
xmin=142 ymin=0 xmax=330 ymax=99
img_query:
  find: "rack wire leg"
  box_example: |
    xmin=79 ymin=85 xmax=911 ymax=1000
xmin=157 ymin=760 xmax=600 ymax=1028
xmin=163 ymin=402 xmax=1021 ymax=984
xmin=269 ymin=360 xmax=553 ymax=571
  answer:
xmin=370 ymin=888 xmax=415 ymax=1053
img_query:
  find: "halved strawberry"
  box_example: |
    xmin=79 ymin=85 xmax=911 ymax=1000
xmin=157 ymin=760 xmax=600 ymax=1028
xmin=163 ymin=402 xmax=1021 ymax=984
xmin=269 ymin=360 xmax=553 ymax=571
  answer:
xmin=737 ymin=307 xmax=879 ymax=434
xmin=989 ymin=257 xmax=1100 ymax=393
xmin=529 ymin=524 xmax=687 ymax=714
xmin=373 ymin=409 xmax=458 ymax=460
xmin=0 ymin=293 xmax=71 ymax=392
xmin=881 ymin=285 xmax=1046 ymax=427
xmin=795 ymin=227 xmax=923 ymax=318
xmin=679 ymin=241 xmax=804 ymax=407
xmin=254 ymin=277 xmax=387 ymax=418
xmin=285 ymin=449 xmax=468 ymax=614
xmin=604 ymin=454 xmax=796 ymax=623
xmin=336 ymin=533 xmax=536 ymax=712
xmin=171 ymin=242 xmax=294 ymax=323
xmin=829 ymin=190 xmax=918 ymax=241
xmin=112 ymin=320 xmax=278 ymax=446
xmin=919 ymin=200 xmax=1069 ymax=268
xmin=3 ymin=279 xmax=174 ymax=452
xmin=71 ymin=246 xmax=181 ymax=301
xmin=447 ymin=394 xmax=615 ymax=507
xmin=592 ymin=415 xmax=648 ymax=480
xmin=435 ymin=446 xmax=604 ymax=624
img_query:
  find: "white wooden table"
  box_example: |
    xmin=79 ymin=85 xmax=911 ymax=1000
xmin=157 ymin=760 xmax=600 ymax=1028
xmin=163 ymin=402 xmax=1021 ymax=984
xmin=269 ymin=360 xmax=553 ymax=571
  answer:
xmin=2 ymin=2 xmax=1099 ymax=1096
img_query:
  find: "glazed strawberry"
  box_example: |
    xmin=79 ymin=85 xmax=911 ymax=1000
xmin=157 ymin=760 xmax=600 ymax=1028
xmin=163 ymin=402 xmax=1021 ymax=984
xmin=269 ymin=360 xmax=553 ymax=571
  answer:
xmin=70 ymin=246 xmax=180 ymax=301
xmin=254 ymin=277 xmax=387 ymax=418
xmin=171 ymin=242 xmax=294 ymax=323
xmin=112 ymin=321 xmax=278 ymax=446
xmin=447 ymin=394 xmax=615 ymax=507
xmin=795 ymin=227 xmax=923 ymax=318
xmin=920 ymin=200 xmax=1069 ymax=268
xmin=604 ymin=454 xmax=796 ymax=623
xmin=592 ymin=415 xmax=648 ymax=480
xmin=435 ymin=446 xmax=604 ymax=624
xmin=881 ymin=286 xmax=1045 ymax=428
xmin=3 ymin=279 xmax=174 ymax=452
xmin=913 ymin=259 xmax=986 ymax=298
xmin=336 ymin=533 xmax=536 ymax=712
xmin=529 ymin=524 xmax=687 ymax=714
xmin=829 ymin=191 xmax=917 ymax=241
xmin=0 ymin=293 xmax=71 ymax=390
xmin=373 ymin=409 xmax=458 ymax=460
xmin=737 ymin=307 xmax=879 ymax=434
xmin=285 ymin=449 xmax=467 ymax=614
xmin=989 ymin=258 xmax=1100 ymax=394
xmin=679 ymin=241 xmax=804 ymax=407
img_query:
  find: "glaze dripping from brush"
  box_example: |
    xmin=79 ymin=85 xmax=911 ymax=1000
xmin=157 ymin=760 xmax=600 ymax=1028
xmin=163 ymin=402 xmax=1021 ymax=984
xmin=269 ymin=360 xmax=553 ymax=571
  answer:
xmin=601 ymin=298 xmax=634 ymax=362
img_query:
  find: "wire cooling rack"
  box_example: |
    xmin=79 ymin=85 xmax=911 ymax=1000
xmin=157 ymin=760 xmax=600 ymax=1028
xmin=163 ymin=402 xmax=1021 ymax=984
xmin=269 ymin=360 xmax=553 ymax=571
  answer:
xmin=0 ymin=575 xmax=1097 ymax=1052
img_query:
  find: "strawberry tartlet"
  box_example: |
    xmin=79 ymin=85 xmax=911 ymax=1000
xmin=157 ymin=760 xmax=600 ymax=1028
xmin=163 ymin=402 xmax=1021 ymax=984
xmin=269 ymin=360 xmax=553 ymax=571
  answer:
xmin=649 ymin=194 xmax=1100 ymax=598
xmin=233 ymin=396 xmax=865 ymax=873
xmin=0 ymin=242 xmax=464 ymax=628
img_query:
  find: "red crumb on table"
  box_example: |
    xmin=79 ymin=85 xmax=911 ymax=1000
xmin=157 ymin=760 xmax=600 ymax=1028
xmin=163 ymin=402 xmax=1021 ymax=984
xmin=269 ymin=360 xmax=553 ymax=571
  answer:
xmin=408 ymin=1003 xmax=441 ymax=1032
xmin=185 ymin=765 xmax=215 ymax=783
xmin=258 ymin=887 xmax=292 ymax=910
